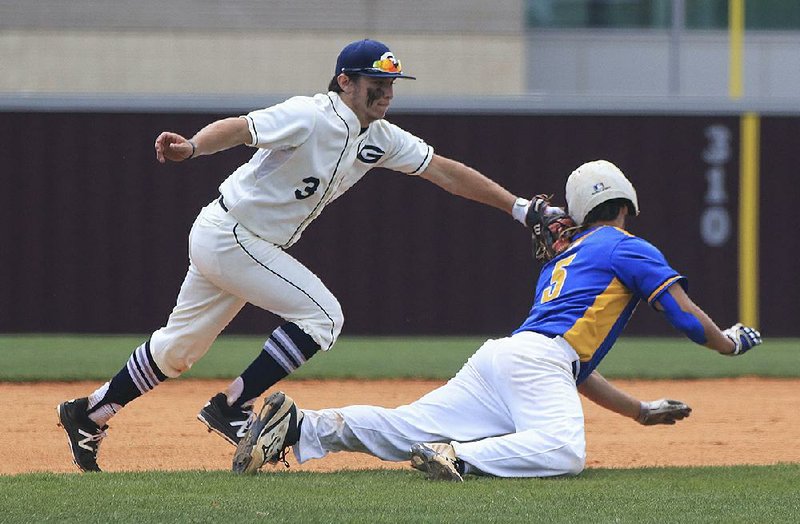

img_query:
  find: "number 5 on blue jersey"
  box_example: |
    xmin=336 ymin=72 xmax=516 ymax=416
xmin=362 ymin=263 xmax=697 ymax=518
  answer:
xmin=541 ymin=254 xmax=577 ymax=303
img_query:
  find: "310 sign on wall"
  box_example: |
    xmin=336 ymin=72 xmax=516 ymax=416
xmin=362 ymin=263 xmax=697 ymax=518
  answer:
xmin=701 ymin=124 xmax=732 ymax=247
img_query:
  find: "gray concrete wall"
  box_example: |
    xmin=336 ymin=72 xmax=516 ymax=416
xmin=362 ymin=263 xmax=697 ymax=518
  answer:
xmin=2 ymin=1 xmax=799 ymax=101
xmin=0 ymin=0 xmax=522 ymax=33
xmin=0 ymin=0 xmax=526 ymax=96
xmin=527 ymin=29 xmax=800 ymax=99
xmin=0 ymin=29 xmax=525 ymax=96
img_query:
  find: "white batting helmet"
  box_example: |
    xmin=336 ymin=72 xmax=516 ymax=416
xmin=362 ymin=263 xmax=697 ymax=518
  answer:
xmin=565 ymin=160 xmax=639 ymax=226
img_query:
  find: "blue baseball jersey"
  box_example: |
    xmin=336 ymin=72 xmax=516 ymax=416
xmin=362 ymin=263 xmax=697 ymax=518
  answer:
xmin=514 ymin=225 xmax=686 ymax=384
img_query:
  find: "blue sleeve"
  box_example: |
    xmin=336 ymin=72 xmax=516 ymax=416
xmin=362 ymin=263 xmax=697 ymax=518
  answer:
xmin=610 ymin=236 xmax=687 ymax=305
xmin=657 ymin=289 xmax=707 ymax=344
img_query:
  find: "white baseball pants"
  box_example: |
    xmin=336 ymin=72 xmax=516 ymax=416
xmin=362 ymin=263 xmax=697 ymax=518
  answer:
xmin=294 ymin=331 xmax=585 ymax=477
xmin=149 ymin=199 xmax=343 ymax=377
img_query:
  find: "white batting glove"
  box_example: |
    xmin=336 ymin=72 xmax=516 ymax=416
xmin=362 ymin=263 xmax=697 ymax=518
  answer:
xmin=637 ymin=399 xmax=692 ymax=426
xmin=722 ymin=323 xmax=762 ymax=356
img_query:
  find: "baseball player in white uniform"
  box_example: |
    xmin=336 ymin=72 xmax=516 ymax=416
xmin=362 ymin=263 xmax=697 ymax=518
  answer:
xmin=232 ymin=160 xmax=762 ymax=480
xmin=56 ymin=39 xmax=549 ymax=472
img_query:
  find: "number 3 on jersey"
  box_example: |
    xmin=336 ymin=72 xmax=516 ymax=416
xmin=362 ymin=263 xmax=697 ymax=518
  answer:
xmin=295 ymin=177 xmax=321 ymax=200
xmin=541 ymin=254 xmax=577 ymax=303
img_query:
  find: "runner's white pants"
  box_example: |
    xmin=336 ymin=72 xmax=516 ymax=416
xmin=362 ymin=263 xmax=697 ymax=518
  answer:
xmin=294 ymin=331 xmax=585 ymax=477
xmin=149 ymin=199 xmax=343 ymax=377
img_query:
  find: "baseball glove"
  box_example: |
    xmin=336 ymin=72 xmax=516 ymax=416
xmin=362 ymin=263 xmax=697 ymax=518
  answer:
xmin=637 ymin=399 xmax=692 ymax=425
xmin=525 ymin=195 xmax=578 ymax=262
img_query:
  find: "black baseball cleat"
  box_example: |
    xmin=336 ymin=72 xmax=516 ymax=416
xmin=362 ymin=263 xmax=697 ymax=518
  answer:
xmin=56 ymin=398 xmax=108 ymax=473
xmin=197 ymin=393 xmax=255 ymax=446
xmin=232 ymin=391 xmax=303 ymax=474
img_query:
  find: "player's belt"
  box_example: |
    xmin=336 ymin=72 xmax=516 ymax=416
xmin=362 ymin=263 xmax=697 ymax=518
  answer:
xmin=571 ymin=360 xmax=581 ymax=381
xmin=218 ymin=195 xmax=229 ymax=212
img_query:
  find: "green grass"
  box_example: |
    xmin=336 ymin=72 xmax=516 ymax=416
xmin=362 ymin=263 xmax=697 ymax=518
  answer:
xmin=1 ymin=337 xmax=797 ymax=521
xmin=0 ymin=334 xmax=796 ymax=382
xmin=0 ymin=466 xmax=798 ymax=523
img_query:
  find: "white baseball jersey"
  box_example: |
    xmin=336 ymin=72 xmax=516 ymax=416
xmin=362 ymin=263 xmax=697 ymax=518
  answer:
xmin=219 ymin=92 xmax=434 ymax=248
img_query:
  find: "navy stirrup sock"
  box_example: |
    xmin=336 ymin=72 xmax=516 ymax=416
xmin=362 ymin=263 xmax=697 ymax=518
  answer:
xmin=88 ymin=340 xmax=168 ymax=413
xmin=232 ymin=323 xmax=320 ymax=409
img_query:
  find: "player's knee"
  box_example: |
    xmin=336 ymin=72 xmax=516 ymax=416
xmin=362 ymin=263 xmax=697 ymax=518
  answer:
xmin=149 ymin=331 xmax=208 ymax=377
xmin=559 ymin=445 xmax=586 ymax=476
xmin=302 ymin=301 xmax=344 ymax=350
xmin=329 ymin=302 xmax=344 ymax=344
xmin=151 ymin=345 xmax=192 ymax=377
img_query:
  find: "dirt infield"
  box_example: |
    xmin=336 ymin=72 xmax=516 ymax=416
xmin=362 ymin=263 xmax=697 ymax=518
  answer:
xmin=2 ymin=378 xmax=797 ymax=474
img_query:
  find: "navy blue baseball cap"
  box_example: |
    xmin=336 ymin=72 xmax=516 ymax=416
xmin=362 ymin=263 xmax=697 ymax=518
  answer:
xmin=335 ymin=39 xmax=416 ymax=79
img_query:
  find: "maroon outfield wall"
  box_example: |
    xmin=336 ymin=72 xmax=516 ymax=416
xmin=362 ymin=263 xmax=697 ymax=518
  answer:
xmin=0 ymin=111 xmax=789 ymax=335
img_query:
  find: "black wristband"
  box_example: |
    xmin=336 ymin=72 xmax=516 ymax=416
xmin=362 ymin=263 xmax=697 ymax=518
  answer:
xmin=188 ymin=140 xmax=197 ymax=159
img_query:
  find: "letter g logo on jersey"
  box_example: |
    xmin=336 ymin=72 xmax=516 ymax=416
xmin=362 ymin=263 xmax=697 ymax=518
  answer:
xmin=357 ymin=145 xmax=385 ymax=164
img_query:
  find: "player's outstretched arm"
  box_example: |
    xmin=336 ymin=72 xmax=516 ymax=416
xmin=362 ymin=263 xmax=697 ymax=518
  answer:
xmin=654 ymin=284 xmax=762 ymax=356
xmin=155 ymin=116 xmax=252 ymax=163
xmin=418 ymin=154 xmax=518 ymax=216
xmin=578 ymin=371 xmax=691 ymax=426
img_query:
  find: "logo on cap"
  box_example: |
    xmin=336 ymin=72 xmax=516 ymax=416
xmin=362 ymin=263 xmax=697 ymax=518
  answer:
xmin=335 ymin=39 xmax=416 ymax=79
xmin=372 ymin=52 xmax=402 ymax=74
xmin=591 ymin=183 xmax=609 ymax=195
